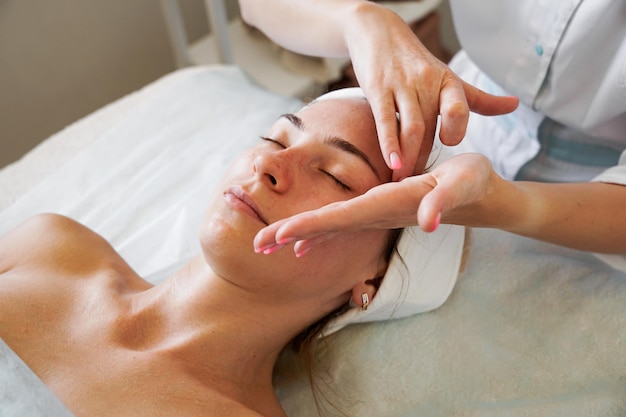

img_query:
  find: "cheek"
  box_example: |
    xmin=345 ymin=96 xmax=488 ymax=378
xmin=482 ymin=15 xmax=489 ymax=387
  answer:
xmin=283 ymin=180 xmax=354 ymax=222
xmin=199 ymin=224 xmax=391 ymax=306
xmin=224 ymin=153 xmax=254 ymax=179
xmin=200 ymin=214 xmax=295 ymax=295
xmin=297 ymin=230 xmax=390 ymax=284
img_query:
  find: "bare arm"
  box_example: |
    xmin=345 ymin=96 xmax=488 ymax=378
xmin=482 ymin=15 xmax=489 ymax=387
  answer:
xmin=413 ymin=155 xmax=626 ymax=254
xmin=239 ymin=0 xmax=356 ymax=58
xmin=455 ymin=178 xmax=626 ymax=254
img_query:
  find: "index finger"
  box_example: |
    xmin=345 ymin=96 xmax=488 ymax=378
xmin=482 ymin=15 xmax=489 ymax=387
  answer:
xmin=253 ymin=179 xmax=427 ymax=252
xmin=253 ymin=199 xmax=372 ymax=253
xmin=366 ymin=90 xmax=403 ymax=171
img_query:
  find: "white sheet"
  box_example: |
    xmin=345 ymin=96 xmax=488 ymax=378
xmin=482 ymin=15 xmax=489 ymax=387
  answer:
xmin=0 ymin=65 xmax=302 ymax=283
xmin=1 ymin=65 xmax=625 ymax=417
xmin=276 ymin=228 xmax=626 ymax=416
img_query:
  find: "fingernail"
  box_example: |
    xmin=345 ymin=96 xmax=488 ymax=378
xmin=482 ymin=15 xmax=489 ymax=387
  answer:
xmin=295 ymin=246 xmax=311 ymax=258
xmin=390 ymin=152 xmax=402 ymax=170
xmin=277 ymin=237 xmax=296 ymax=245
xmin=433 ymin=212 xmax=441 ymax=231
xmin=262 ymin=244 xmax=284 ymax=255
xmin=254 ymin=244 xmax=272 ymax=253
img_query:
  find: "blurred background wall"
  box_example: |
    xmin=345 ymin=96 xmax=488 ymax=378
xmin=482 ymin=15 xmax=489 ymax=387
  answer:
xmin=0 ymin=0 xmax=459 ymax=169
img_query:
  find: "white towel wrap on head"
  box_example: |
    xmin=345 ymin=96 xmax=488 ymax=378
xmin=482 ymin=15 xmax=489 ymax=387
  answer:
xmin=312 ymin=87 xmax=466 ymax=336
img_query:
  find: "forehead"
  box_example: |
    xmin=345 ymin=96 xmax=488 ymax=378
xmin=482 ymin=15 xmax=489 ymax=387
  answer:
xmin=298 ymin=97 xmax=375 ymax=132
xmin=300 ymin=97 xmax=382 ymax=148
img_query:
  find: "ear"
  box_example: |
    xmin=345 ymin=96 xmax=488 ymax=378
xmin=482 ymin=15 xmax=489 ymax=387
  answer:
xmin=351 ymin=254 xmax=390 ymax=309
xmin=350 ymin=276 xmax=382 ymax=309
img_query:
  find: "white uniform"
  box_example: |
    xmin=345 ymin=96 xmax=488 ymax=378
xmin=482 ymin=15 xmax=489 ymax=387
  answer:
xmin=447 ymin=0 xmax=626 ymax=183
xmin=447 ymin=0 xmax=626 ymax=269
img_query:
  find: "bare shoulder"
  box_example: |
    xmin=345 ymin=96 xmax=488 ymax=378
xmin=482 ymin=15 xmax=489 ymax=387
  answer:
xmin=0 ymin=213 xmax=121 ymax=275
xmin=0 ymin=214 xmax=138 ymax=371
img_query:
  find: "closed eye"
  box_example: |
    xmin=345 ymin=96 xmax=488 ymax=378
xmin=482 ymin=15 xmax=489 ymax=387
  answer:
xmin=260 ymin=136 xmax=286 ymax=149
xmin=322 ymin=170 xmax=351 ymax=192
xmin=260 ymin=136 xmax=351 ymax=191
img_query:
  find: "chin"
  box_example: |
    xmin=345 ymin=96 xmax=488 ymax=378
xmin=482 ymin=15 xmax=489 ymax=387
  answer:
xmin=199 ymin=212 xmax=262 ymax=276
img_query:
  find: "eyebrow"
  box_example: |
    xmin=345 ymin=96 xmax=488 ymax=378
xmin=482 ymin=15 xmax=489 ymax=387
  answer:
xmin=280 ymin=113 xmax=380 ymax=180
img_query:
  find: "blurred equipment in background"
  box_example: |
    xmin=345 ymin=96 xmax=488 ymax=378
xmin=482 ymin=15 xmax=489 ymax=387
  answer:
xmin=160 ymin=0 xmax=449 ymax=99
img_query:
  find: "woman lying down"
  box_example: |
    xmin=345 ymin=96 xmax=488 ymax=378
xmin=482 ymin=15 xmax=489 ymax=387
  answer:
xmin=0 ymin=89 xmax=465 ymax=417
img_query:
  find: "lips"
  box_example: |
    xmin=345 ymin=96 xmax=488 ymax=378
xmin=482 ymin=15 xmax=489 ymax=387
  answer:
xmin=224 ymin=186 xmax=269 ymax=225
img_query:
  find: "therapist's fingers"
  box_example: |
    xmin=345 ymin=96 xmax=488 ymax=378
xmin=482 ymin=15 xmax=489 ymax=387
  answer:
xmin=438 ymin=77 xmax=470 ymax=146
xmin=253 ymin=179 xmax=430 ymax=254
xmin=369 ymin=87 xmax=431 ymax=181
xmin=463 ymin=80 xmax=520 ymax=116
xmin=437 ymin=76 xmax=519 ymax=147
xmin=393 ymin=89 xmax=424 ymax=180
xmin=416 ymin=181 xmax=451 ymax=233
xmin=253 ymin=200 xmax=393 ymax=253
xmin=417 ymin=153 xmax=495 ymax=231
xmin=366 ymin=89 xmax=402 ymax=171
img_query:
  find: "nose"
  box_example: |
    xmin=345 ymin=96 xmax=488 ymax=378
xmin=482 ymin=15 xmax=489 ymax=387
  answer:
xmin=253 ymin=151 xmax=291 ymax=192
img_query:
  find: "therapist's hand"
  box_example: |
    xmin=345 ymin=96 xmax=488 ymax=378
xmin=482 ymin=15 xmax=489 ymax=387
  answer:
xmin=344 ymin=3 xmax=519 ymax=180
xmin=254 ymin=153 xmax=498 ymax=256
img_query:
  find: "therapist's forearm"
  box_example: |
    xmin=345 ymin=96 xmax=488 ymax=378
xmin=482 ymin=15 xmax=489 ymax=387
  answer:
xmin=238 ymin=0 xmax=388 ymax=58
xmin=487 ymin=180 xmax=626 ymax=254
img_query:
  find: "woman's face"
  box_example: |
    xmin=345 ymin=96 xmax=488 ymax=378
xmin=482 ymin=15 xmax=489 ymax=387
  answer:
xmin=201 ymin=98 xmax=393 ymax=312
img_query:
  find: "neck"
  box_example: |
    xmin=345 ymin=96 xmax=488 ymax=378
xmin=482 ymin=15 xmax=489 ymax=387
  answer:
xmin=118 ymin=255 xmax=314 ymax=416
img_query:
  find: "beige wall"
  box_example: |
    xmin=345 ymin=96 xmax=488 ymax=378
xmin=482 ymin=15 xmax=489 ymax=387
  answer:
xmin=0 ymin=0 xmax=458 ymax=169
xmin=0 ymin=0 xmax=213 ymax=168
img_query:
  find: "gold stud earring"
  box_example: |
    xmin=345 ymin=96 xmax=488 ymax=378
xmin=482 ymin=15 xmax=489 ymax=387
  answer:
xmin=361 ymin=293 xmax=369 ymax=311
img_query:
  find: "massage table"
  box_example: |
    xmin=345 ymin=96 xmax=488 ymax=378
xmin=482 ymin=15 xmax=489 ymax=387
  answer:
xmin=1 ymin=65 xmax=625 ymax=417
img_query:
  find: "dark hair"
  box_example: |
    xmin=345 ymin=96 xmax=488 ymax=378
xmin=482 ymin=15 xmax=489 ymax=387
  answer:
xmin=284 ymin=227 xmax=402 ymax=416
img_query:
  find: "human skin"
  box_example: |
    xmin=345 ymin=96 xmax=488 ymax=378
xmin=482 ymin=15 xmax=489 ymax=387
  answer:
xmin=0 ymin=98 xmax=394 ymax=417
xmin=239 ymin=0 xmax=519 ymax=179
xmin=242 ymin=0 xmax=626 ymax=258
xmin=254 ymin=153 xmax=626 ymax=256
